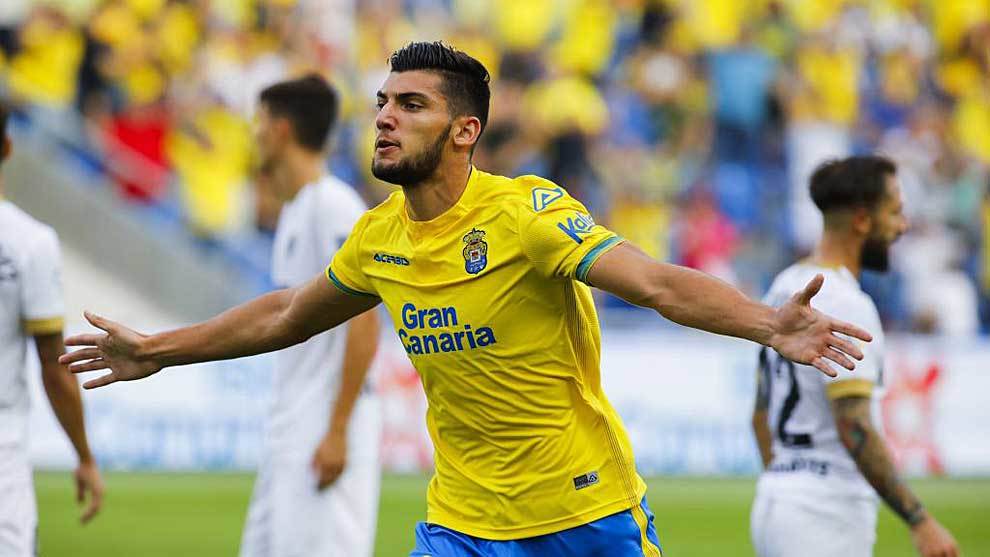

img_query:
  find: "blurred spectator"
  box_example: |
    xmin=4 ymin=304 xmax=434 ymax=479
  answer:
xmin=674 ymin=188 xmax=739 ymax=285
xmin=5 ymin=6 xmax=83 ymax=109
xmin=1 ymin=0 xmax=988 ymax=333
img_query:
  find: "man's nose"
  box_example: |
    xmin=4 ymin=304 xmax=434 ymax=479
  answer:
xmin=376 ymin=104 xmax=396 ymax=130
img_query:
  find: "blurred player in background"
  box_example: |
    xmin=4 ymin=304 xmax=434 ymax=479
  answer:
xmin=62 ymin=43 xmax=872 ymax=557
xmin=0 ymin=103 xmax=103 ymax=554
xmin=751 ymin=156 xmax=959 ymax=557
xmin=238 ymin=75 xmax=382 ymax=557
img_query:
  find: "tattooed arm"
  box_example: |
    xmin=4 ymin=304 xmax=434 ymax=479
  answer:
xmin=752 ymin=350 xmax=773 ymax=469
xmin=832 ymin=396 xmax=959 ymax=557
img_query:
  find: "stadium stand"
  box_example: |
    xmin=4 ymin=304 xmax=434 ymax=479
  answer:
xmin=0 ymin=0 xmax=987 ymax=334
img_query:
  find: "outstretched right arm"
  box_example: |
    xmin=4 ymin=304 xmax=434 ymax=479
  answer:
xmin=60 ymin=274 xmax=380 ymax=389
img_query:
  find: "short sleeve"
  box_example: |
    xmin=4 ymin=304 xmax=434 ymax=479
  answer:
xmin=22 ymin=228 xmax=64 ymax=335
xmin=326 ymin=212 xmax=378 ymax=298
xmin=819 ymin=298 xmax=884 ymax=399
xmin=517 ymin=180 xmax=622 ymax=282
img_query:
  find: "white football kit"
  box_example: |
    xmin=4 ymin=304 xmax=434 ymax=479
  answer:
xmin=240 ymin=176 xmax=382 ymax=557
xmin=751 ymin=262 xmax=886 ymax=557
xmin=0 ymin=200 xmax=65 ymax=556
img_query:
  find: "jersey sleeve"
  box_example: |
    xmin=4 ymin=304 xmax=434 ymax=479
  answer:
xmin=818 ymin=298 xmax=884 ymax=399
xmin=326 ymin=212 xmax=378 ymax=298
xmin=21 ymin=228 xmax=65 ymax=335
xmin=517 ymin=180 xmax=623 ymax=282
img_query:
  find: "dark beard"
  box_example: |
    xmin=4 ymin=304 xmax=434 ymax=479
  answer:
xmin=860 ymin=235 xmax=890 ymax=272
xmin=371 ymin=124 xmax=450 ymax=186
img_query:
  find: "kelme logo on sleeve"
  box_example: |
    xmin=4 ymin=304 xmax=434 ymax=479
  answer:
xmin=462 ymin=228 xmax=488 ymax=274
xmin=557 ymin=212 xmax=596 ymax=244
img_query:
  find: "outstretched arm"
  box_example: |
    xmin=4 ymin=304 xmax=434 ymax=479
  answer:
xmin=312 ymin=307 xmax=380 ymax=490
xmin=61 ymin=273 xmax=381 ymax=389
xmin=36 ymin=332 xmax=104 ymax=523
xmin=832 ymin=396 xmax=958 ymax=557
xmin=586 ymin=242 xmax=872 ymax=376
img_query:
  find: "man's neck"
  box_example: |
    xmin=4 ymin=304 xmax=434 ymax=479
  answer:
xmin=811 ymin=229 xmax=863 ymax=278
xmin=403 ymin=161 xmax=472 ymax=222
xmin=273 ymin=149 xmax=325 ymax=201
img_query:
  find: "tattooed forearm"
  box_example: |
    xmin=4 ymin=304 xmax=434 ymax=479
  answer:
xmin=832 ymin=396 xmax=927 ymax=527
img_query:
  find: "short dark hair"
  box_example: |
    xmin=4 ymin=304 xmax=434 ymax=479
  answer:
xmin=259 ymin=74 xmax=338 ymax=152
xmin=810 ymin=155 xmax=897 ymax=214
xmin=389 ymin=41 xmax=491 ymax=134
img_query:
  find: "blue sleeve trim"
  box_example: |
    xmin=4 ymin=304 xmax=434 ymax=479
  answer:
xmin=576 ymin=235 xmax=623 ymax=284
xmin=327 ymin=268 xmax=378 ymax=298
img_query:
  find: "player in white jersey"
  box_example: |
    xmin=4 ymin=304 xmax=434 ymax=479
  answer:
xmin=237 ymin=76 xmax=382 ymax=557
xmin=0 ymin=104 xmax=103 ymax=555
xmin=751 ymin=156 xmax=958 ymax=557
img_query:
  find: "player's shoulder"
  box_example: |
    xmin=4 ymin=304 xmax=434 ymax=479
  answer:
xmin=768 ymin=262 xmax=877 ymax=318
xmin=353 ymin=188 xmax=404 ymax=235
xmin=312 ymin=175 xmax=368 ymax=212
xmin=475 ymin=170 xmax=579 ymax=216
xmin=0 ymin=201 xmax=59 ymax=253
xmin=364 ymin=188 xmax=403 ymax=217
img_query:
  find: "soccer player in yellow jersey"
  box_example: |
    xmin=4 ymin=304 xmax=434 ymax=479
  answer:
xmin=63 ymin=42 xmax=873 ymax=557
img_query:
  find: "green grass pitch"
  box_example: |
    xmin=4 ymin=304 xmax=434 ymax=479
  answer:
xmin=35 ymin=473 xmax=989 ymax=556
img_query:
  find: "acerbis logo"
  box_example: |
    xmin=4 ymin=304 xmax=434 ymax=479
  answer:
xmin=373 ymin=253 xmax=410 ymax=266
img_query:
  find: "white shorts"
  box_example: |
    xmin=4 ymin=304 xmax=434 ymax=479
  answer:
xmin=0 ymin=451 xmax=36 ymax=557
xmin=239 ymin=395 xmax=382 ymax=557
xmin=751 ymin=489 xmax=878 ymax=557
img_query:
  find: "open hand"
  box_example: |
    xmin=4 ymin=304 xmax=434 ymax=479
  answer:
xmin=59 ymin=311 xmax=161 ymax=389
xmin=769 ymin=274 xmax=873 ymax=377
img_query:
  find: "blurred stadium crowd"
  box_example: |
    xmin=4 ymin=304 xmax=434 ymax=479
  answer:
xmin=0 ymin=0 xmax=988 ymax=334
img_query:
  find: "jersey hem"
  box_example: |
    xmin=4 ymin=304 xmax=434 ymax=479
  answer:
xmin=425 ymin=487 xmax=647 ymax=540
xmin=825 ymin=379 xmax=873 ymax=399
xmin=24 ymin=317 xmax=64 ymax=335
xmin=576 ymin=235 xmax=624 ymax=283
xmin=326 ymin=266 xmax=377 ymax=298
xmin=756 ymin=472 xmax=878 ymax=502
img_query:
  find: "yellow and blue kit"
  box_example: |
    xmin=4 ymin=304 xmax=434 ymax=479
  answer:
xmin=328 ymin=168 xmax=659 ymax=553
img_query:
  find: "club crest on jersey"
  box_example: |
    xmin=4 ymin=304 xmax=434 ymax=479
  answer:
xmin=462 ymin=228 xmax=488 ymax=274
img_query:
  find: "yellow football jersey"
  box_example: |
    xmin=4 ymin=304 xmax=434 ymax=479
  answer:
xmin=328 ymin=168 xmax=647 ymax=539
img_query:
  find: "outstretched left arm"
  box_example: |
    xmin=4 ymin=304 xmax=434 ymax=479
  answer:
xmin=586 ymin=242 xmax=872 ymax=376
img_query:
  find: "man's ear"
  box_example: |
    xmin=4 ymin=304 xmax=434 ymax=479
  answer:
xmin=851 ymin=206 xmax=872 ymax=235
xmin=451 ymin=116 xmax=482 ymax=151
xmin=275 ymin=117 xmax=295 ymax=145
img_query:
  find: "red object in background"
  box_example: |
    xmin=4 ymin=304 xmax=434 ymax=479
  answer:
xmin=106 ymin=104 xmax=170 ymax=202
xmin=678 ymin=191 xmax=738 ymax=274
xmin=375 ymin=350 xmax=433 ymax=472
xmin=882 ymin=359 xmax=945 ymax=475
